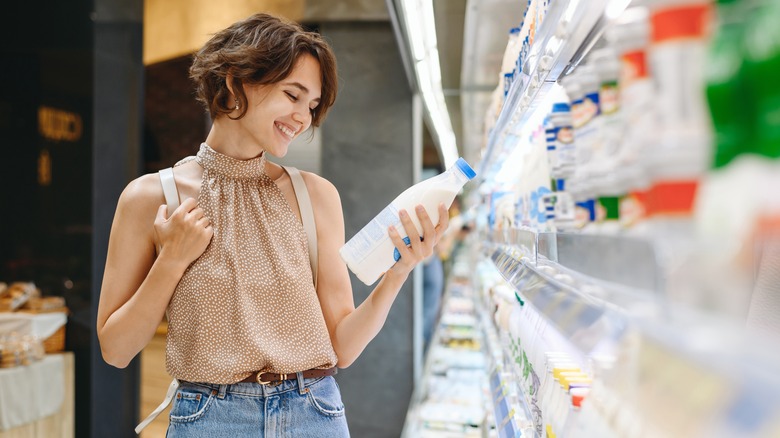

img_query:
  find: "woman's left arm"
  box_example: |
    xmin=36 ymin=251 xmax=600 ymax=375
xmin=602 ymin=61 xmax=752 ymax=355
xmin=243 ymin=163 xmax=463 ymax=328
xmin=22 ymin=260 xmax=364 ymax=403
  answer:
xmin=305 ymin=173 xmax=448 ymax=368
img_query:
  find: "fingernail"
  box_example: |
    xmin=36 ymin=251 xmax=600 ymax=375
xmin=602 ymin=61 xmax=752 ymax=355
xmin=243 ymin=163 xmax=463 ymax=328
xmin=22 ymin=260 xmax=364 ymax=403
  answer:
xmin=388 ymin=226 xmax=396 ymax=233
xmin=416 ymin=205 xmax=424 ymax=212
xmin=399 ymin=210 xmax=407 ymax=217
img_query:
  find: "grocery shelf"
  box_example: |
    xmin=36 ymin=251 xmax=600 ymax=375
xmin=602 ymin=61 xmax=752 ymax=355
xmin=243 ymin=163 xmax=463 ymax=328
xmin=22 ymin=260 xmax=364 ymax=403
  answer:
xmin=490 ymin=228 xmax=661 ymax=293
xmin=401 ymin=279 xmax=490 ymax=438
xmin=478 ymin=297 xmax=538 ymax=438
xmin=479 ymin=0 xmax=618 ymax=180
xmin=482 ymin=236 xmax=780 ymax=437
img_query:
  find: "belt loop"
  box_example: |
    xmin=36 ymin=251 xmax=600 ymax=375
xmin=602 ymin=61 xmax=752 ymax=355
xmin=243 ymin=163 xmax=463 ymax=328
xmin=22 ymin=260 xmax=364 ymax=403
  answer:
xmin=297 ymin=372 xmax=306 ymax=395
xmin=217 ymin=384 xmax=227 ymax=399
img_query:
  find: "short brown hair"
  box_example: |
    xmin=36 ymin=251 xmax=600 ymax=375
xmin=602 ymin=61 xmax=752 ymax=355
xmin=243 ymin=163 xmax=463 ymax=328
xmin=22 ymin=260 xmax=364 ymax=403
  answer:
xmin=190 ymin=13 xmax=337 ymax=127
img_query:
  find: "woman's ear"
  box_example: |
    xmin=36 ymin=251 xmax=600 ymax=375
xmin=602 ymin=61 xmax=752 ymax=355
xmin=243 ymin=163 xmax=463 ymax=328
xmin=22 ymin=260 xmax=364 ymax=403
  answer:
xmin=226 ymin=73 xmax=236 ymax=98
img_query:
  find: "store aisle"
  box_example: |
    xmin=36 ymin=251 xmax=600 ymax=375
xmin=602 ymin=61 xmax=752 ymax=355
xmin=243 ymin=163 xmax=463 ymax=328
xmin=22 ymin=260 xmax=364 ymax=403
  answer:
xmin=139 ymin=332 xmax=170 ymax=438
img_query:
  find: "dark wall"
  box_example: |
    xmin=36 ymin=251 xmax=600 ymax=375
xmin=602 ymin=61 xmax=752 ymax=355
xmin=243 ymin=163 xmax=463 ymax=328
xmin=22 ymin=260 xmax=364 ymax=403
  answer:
xmin=92 ymin=0 xmax=144 ymax=437
xmin=1 ymin=1 xmax=145 ymax=437
xmin=320 ymin=21 xmax=416 ymax=437
xmin=0 ymin=2 xmax=97 ymax=436
xmin=144 ymin=55 xmax=208 ymax=171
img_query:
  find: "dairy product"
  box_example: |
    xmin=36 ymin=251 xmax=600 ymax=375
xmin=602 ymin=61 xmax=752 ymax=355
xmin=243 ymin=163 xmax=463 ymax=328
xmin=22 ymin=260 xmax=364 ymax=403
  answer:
xmin=340 ymin=158 xmax=476 ymax=285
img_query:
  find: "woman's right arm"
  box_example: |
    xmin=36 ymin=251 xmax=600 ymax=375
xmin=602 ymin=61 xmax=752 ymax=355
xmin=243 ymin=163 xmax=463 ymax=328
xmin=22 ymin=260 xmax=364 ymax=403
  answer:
xmin=97 ymin=175 xmax=212 ymax=368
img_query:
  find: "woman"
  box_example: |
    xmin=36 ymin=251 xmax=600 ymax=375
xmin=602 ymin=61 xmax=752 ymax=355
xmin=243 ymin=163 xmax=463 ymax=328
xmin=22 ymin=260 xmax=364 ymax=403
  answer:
xmin=96 ymin=13 xmax=448 ymax=436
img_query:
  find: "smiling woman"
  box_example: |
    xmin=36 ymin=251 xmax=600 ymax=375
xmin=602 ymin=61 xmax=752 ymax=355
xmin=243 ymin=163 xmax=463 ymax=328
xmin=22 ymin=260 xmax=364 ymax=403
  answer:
xmin=96 ymin=12 xmax=451 ymax=438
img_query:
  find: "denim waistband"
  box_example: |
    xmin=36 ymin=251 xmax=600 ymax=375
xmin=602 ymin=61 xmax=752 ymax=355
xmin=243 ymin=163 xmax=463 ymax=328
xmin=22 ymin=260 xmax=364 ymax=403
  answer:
xmin=182 ymin=372 xmax=326 ymax=398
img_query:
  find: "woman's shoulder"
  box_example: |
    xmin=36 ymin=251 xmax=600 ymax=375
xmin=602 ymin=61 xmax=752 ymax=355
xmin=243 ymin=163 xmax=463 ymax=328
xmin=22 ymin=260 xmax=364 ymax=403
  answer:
xmin=300 ymin=171 xmax=340 ymax=201
xmin=117 ymin=172 xmax=165 ymax=212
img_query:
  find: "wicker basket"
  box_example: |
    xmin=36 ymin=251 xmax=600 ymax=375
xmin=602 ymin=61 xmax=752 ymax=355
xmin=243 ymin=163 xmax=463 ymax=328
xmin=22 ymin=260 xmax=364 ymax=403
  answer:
xmin=17 ymin=306 xmax=69 ymax=353
xmin=43 ymin=325 xmax=66 ymax=353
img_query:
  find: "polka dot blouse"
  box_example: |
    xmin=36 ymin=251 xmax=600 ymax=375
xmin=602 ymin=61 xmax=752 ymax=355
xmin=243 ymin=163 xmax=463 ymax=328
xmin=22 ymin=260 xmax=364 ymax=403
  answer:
xmin=165 ymin=143 xmax=338 ymax=384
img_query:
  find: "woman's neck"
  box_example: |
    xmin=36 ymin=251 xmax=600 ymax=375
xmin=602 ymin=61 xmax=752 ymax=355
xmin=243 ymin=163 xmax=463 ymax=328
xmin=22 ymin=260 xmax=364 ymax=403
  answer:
xmin=204 ymin=117 xmax=265 ymax=160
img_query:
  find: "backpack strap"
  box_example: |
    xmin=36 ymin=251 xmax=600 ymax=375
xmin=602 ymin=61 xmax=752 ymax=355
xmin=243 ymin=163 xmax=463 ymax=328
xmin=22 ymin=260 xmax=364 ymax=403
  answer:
xmin=283 ymin=166 xmax=318 ymax=290
xmin=139 ymin=169 xmax=182 ymax=434
xmin=158 ymin=167 xmax=180 ymax=217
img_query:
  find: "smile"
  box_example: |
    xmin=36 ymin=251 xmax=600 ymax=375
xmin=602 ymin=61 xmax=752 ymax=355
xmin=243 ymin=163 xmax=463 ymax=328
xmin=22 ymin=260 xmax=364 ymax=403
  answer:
xmin=275 ymin=122 xmax=296 ymax=139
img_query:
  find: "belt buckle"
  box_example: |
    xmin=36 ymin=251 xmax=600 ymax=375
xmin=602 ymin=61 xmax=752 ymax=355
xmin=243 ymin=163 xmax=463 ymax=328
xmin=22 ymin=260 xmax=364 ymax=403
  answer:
xmin=257 ymin=373 xmax=285 ymax=387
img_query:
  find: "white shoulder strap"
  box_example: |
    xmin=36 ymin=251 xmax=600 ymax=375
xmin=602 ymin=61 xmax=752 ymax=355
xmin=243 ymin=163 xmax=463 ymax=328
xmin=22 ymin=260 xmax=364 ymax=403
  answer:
xmin=283 ymin=166 xmax=318 ymax=289
xmin=159 ymin=167 xmax=180 ymax=217
xmin=135 ymin=379 xmax=179 ymax=434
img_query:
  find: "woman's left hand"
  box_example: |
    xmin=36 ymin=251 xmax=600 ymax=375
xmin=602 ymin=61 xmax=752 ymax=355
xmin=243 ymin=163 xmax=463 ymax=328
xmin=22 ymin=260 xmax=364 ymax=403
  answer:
xmin=387 ymin=203 xmax=450 ymax=278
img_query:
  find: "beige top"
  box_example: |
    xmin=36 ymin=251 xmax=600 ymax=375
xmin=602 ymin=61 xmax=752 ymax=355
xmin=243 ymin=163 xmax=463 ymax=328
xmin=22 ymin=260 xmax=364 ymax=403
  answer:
xmin=165 ymin=143 xmax=338 ymax=384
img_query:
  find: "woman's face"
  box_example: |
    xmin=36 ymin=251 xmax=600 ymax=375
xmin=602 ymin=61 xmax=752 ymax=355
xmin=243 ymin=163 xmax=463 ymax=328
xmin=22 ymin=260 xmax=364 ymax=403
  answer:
xmin=240 ymin=54 xmax=322 ymax=158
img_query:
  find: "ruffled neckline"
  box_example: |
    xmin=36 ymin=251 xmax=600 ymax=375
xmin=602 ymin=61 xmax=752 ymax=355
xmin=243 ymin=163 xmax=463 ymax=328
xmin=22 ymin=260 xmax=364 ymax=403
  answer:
xmin=195 ymin=142 xmax=267 ymax=179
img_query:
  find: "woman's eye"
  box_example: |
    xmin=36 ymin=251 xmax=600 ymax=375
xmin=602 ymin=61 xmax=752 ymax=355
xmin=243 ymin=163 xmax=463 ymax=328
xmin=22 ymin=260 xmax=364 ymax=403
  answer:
xmin=285 ymin=92 xmax=298 ymax=102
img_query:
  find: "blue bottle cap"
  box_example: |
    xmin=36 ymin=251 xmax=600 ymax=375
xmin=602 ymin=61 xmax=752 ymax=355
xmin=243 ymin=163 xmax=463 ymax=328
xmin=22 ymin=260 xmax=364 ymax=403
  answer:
xmin=552 ymin=103 xmax=571 ymax=113
xmin=557 ymin=179 xmax=566 ymax=191
xmin=455 ymin=158 xmax=477 ymax=180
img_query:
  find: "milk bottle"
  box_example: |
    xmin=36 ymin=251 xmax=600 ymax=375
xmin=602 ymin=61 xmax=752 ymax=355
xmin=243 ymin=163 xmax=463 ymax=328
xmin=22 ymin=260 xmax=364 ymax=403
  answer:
xmin=340 ymin=158 xmax=476 ymax=285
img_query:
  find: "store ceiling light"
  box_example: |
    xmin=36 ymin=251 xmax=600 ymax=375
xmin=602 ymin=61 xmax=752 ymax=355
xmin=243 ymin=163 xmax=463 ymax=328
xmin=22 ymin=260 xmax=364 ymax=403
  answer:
xmin=399 ymin=0 xmax=460 ymax=170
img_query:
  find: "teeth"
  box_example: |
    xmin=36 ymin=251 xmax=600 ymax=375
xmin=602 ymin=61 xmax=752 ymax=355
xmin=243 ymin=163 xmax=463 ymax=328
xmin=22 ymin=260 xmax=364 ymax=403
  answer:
xmin=275 ymin=123 xmax=295 ymax=138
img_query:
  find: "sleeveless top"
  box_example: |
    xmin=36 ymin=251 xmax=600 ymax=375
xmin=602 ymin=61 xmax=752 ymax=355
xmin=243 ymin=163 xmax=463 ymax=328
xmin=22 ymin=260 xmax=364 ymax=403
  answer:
xmin=164 ymin=143 xmax=338 ymax=384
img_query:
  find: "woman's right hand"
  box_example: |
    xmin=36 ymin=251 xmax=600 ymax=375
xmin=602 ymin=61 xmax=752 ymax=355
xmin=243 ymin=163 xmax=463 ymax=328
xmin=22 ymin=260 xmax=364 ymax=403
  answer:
xmin=153 ymin=197 xmax=213 ymax=266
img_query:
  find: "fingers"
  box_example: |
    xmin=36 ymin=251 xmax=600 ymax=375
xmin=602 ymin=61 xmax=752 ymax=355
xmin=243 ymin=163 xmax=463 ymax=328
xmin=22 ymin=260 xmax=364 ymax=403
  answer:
xmin=415 ymin=205 xmax=435 ymax=256
xmin=172 ymin=197 xmax=198 ymax=217
xmin=388 ymin=225 xmax=412 ymax=262
xmin=196 ymin=216 xmax=212 ymax=229
xmin=399 ymin=210 xmax=422 ymax=257
xmin=155 ymin=204 xmax=168 ymax=223
xmin=170 ymin=199 xmax=208 ymax=224
xmin=436 ymin=203 xmax=450 ymax=241
xmin=189 ymin=207 xmax=206 ymax=222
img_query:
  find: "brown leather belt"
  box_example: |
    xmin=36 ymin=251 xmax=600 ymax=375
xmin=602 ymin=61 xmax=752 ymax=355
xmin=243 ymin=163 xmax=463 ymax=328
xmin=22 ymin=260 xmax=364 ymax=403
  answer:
xmin=240 ymin=367 xmax=338 ymax=385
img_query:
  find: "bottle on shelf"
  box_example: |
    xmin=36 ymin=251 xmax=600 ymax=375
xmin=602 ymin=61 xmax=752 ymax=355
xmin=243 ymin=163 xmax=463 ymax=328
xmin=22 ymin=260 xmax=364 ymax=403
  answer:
xmin=705 ymin=0 xmax=751 ymax=170
xmin=742 ymin=0 xmax=780 ymax=238
xmin=644 ymin=0 xmax=713 ymax=223
xmin=606 ymin=7 xmax=654 ymax=233
xmin=590 ymin=48 xmax=624 ymax=234
xmin=559 ymin=73 xmax=597 ymax=230
xmin=641 ymin=0 xmax=715 ymax=306
xmin=545 ymin=102 xmax=576 ymax=180
xmin=694 ymin=0 xmax=780 ymax=318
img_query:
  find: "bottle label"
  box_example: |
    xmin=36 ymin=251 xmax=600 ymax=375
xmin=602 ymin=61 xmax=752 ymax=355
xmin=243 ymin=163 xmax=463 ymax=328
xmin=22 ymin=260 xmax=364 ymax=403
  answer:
xmin=582 ymin=92 xmax=601 ymax=123
xmin=600 ymin=81 xmax=620 ymax=115
xmin=342 ymin=202 xmax=401 ymax=264
xmin=619 ymin=193 xmax=646 ymax=228
xmin=621 ymin=50 xmax=648 ymax=86
xmin=553 ymin=125 xmax=575 ymax=167
xmin=571 ymin=99 xmax=585 ymax=129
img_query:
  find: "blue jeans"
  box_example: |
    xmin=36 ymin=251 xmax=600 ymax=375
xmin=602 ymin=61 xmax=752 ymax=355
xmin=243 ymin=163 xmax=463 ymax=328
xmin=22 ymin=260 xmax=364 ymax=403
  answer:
xmin=165 ymin=374 xmax=350 ymax=437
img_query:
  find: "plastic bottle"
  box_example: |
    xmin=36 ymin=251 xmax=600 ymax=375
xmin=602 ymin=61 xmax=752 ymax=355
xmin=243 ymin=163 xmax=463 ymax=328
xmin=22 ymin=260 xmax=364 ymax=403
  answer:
xmin=705 ymin=0 xmax=750 ymax=169
xmin=501 ymin=27 xmax=522 ymax=77
xmin=573 ymin=64 xmax=603 ymax=195
xmin=645 ymin=0 xmax=713 ymax=219
xmin=560 ymin=389 xmax=590 ymax=437
xmin=545 ymin=103 xmax=576 ymax=179
xmin=740 ymin=0 xmax=780 ymax=302
xmin=590 ymin=48 xmax=622 ymax=188
xmin=643 ymin=0 xmax=714 ymax=304
xmin=743 ymin=0 xmax=780 ymax=161
xmin=340 ymin=158 xmax=476 ymax=285
xmin=589 ymin=48 xmax=625 ymax=233
xmin=606 ymin=8 xmax=654 ymax=232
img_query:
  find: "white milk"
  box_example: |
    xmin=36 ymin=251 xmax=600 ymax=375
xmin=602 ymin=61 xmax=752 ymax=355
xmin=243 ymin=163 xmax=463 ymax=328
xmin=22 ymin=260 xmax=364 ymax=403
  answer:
xmin=340 ymin=158 xmax=476 ymax=285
